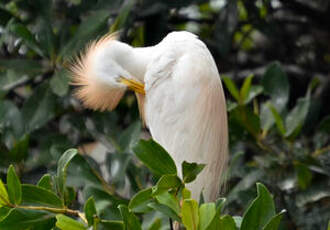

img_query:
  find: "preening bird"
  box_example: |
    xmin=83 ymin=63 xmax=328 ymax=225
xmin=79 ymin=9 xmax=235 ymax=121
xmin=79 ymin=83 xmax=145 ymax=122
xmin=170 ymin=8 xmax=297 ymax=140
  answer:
xmin=70 ymin=31 xmax=228 ymax=201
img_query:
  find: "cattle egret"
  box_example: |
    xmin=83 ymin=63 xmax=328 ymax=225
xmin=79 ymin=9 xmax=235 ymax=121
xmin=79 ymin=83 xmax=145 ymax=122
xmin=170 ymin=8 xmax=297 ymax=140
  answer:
xmin=71 ymin=31 xmax=228 ymax=201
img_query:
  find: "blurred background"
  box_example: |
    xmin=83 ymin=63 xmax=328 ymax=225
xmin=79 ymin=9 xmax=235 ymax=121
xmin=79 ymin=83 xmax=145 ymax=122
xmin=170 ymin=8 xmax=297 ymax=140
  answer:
xmin=0 ymin=0 xmax=329 ymax=229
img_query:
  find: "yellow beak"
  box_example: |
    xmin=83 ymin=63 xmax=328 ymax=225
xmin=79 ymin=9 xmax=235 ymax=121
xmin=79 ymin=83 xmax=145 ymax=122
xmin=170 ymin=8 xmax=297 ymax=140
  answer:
xmin=119 ymin=77 xmax=145 ymax=95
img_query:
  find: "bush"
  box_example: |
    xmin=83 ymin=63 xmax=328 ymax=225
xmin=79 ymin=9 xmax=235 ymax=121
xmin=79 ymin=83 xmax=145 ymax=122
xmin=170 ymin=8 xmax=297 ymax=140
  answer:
xmin=0 ymin=140 xmax=286 ymax=230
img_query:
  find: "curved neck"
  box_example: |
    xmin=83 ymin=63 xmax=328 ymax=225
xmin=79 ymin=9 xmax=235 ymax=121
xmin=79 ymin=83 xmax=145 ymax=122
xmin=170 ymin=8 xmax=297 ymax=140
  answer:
xmin=112 ymin=42 xmax=154 ymax=82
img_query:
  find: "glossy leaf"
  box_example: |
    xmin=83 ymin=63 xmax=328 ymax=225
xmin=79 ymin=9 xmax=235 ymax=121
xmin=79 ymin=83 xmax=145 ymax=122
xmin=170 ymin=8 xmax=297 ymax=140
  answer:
xmin=0 ymin=59 xmax=43 ymax=74
xmin=0 ymin=208 xmax=55 ymax=229
xmin=56 ymin=149 xmax=78 ymax=198
xmin=152 ymin=174 xmax=182 ymax=195
xmin=9 ymin=135 xmax=29 ymax=163
xmin=59 ymin=10 xmax=110 ymax=59
xmin=22 ymin=184 xmax=63 ymax=208
xmin=285 ymin=97 xmax=310 ymax=139
xmin=182 ymin=199 xmax=199 ymax=230
xmin=240 ymin=183 xmax=276 ymax=230
xmin=268 ymin=103 xmax=286 ymax=136
xmin=84 ymin=196 xmax=97 ymax=226
xmin=319 ymin=115 xmax=330 ymax=134
xmin=199 ymin=203 xmax=216 ymax=230
xmin=0 ymin=179 xmax=9 ymax=207
xmin=219 ymin=215 xmax=237 ymax=230
xmin=50 ymin=69 xmax=70 ymax=97
xmin=55 ymin=214 xmax=86 ymax=230
xmin=8 ymin=22 xmax=45 ymax=57
xmin=261 ymin=62 xmax=289 ymax=111
xmin=148 ymin=218 xmax=162 ymax=230
xmin=240 ymin=74 xmax=254 ymax=103
xmin=7 ymin=165 xmax=22 ymax=205
xmin=182 ymin=161 xmax=205 ymax=184
xmin=223 ymin=76 xmax=240 ymax=102
xmin=263 ymin=210 xmax=286 ymax=230
xmin=155 ymin=191 xmax=180 ymax=216
xmin=99 ymin=220 xmax=124 ymax=230
xmin=133 ymin=139 xmax=177 ymax=176
xmin=118 ymin=204 xmax=142 ymax=230
xmin=245 ymin=85 xmax=263 ymax=104
xmin=37 ymin=174 xmax=53 ymax=191
xmin=294 ymin=162 xmax=312 ymax=190
xmin=147 ymin=201 xmax=181 ymax=222
xmin=128 ymin=188 xmax=153 ymax=213
xmin=22 ymin=83 xmax=56 ymax=133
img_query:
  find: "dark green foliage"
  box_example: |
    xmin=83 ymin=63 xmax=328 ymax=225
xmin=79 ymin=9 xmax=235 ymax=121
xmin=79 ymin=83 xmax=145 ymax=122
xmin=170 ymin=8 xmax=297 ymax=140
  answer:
xmin=0 ymin=0 xmax=329 ymax=229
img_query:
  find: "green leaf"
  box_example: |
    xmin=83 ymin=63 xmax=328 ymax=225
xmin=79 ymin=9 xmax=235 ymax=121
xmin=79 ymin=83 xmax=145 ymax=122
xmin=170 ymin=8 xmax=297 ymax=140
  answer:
xmin=0 ymin=59 xmax=43 ymax=75
xmin=261 ymin=62 xmax=289 ymax=111
xmin=84 ymin=196 xmax=97 ymax=226
xmin=245 ymin=85 xmax=263 ymax=104
xmin=182 ymin=187 xmax=191 ymax=200
xmin=240 ymin=74 xmax=254 ymax=103
xmin=99 ymin=220 xmax=124 ymax=230
xmin=219 ymin=215 xmax=237 ymax=230
xmin=233 ymin=216 xmax=242 ymax=229
xmin=260 ymin=62 xmax=289 ymax=131
xmin=148 ymin=218 xmax=161 ymax=230
xmin=133 ymin=139 xmax=177 ymax=176
xmin=199 ymin=203 xmax=216 ymax=230
xmin=0 ymin=207 xmax=10 ymax=222
xmin=118 ymin=204 xmax=142 ymax=230
xmin=223 ymin=76 xmax=240 ymax=102
xmin=152 ymin=174 xmax=182 ymax=195
xmin=56 ymin=149 xmax=78 ymax=199
xmin=50 ymin=69 xmax=70 ymax=97
xmin=9 ymin=134 xmax=29 ymax=162
xmin=55 ymin=214 xmax=86 ymax=230
xmin=294 ymin=162 xmax=312 ymax=190
xmin=231 ymin=106 xmax=260 ymax=137
xmin=128 ymin=188 xmax=153 ymax=213
xmin=118 ymin=121 xmax=142 ymax=153
xmin=110 ymin=1 xmax=134 ymax=33
xmin=0 ymin=100 xmax=24 ymax=139
xmin=0 ymin=208 xmax=55 ymax=230
xmin=182 ymin=199 xmax=199 ymax=230
xmin=37 ymin=18 xmax=56 ymax=59
xmin=263 ymin=210 xmax=286 ymax=230
xmin=22 ymin=83 xmax=56 ymax=133
xmin=267 ymin=103 xmax=286 ymax=136
xmin=147 ymin=202 xmax=180 ymax=222
xmin=8 ymin=22 xmax=45 ymax=57
xmin=59 ymin=10 xmax=110 ymax=60
xmin=240 ymin=183 xmax=276 ymax=230
xmin=106 ymin=153 xmax=132 ymax=184
xmin=155 ymin=191 xmax=180 ymax=216
xmin=205 ymin=198 xmax=226 ymax=230
xmin=319 ymin=115 xmax=330 ymax=134
xmin=182 ymin=161 xmax=205 ymax=184
xmin=37 ymin=174 xmax=53 ymax=191
xmin=22 ymin=184 xmax=63 ymax=208
xmin=7 ymin=165 xmax=21 ymax=205
xmin=0 ymin=179 xmax=9 ymax=207
xmin=285 ymin=97 xmax=310 ymax=139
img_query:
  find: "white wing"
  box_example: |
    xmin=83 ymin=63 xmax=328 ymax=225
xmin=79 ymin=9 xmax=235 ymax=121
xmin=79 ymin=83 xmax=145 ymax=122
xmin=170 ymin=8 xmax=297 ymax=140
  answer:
xmin=144 ymin=35 xmax=228 ymax=201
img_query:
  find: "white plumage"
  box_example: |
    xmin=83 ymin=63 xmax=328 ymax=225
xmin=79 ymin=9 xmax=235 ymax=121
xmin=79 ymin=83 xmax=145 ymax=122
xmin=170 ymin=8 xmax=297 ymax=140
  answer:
xmin=71 ymin=31 xmax=228 ymax=201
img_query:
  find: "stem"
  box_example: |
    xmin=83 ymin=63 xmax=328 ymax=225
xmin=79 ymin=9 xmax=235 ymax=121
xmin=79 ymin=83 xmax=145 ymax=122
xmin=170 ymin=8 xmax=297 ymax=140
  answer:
xmin=15 ymin=205 xmax=88 ymax=224
xmin=312 ymin=145 xmax=330 ymax=157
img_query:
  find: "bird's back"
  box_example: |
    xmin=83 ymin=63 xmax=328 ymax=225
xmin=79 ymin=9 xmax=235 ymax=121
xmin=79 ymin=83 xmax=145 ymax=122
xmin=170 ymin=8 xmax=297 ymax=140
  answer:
xmin=143 ymin=32 xmax=228 ymax=201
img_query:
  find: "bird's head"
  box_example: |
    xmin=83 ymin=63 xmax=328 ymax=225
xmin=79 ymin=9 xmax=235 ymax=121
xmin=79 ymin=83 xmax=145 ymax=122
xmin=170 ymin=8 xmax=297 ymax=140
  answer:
xmin=70 ymin=33 xmax=145 ymax=111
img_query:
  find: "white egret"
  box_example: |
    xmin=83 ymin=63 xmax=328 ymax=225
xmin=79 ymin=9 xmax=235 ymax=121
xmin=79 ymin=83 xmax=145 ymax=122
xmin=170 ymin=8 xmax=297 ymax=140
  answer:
xmin=71 ymin=31 xmax=228 ymax=201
